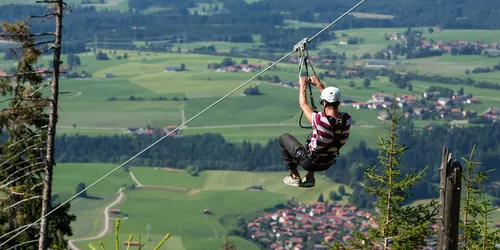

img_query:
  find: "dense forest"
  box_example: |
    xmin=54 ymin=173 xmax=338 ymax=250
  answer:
xmin=1 ymin=0 xmax=500 ymax=54
xmin=52 ymin=119 xmax=500 ymax=208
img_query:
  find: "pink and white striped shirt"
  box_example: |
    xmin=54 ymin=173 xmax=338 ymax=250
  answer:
xmin=308 ymin=111 xmax=352 ymax=152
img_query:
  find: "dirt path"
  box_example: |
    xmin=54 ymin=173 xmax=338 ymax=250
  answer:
xmin=68 ymin=187 xmax=126 ymax=250
xmin=129 ymin=171 xmax=143 ymax=187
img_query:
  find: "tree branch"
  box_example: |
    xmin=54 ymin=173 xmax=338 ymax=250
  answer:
xmin=36 ymin=0 xmax=68 ymax=6
xmin=31 ymin=182 xmax=44 ymax=191
xmin=0 ymin=70 xmax=52 ymax=79
xmin=30 ymin=13 xmax=56 ymax=19
xmin=11 ymin=190 xmax=26 ymax=196
xmin=2 ymin=196 xmax=41 ymax=211
xmin=0 ymin=224 xmax=38 ymax=241
xmin=0 ymin=32 xmax=55 ymax=38
xmin=6 ymin=240 xmax=39 ymax=250
xmin=1 ymin=104 xmax=50 ymax=113
xmin=0 ymin=97 xmax=52 ymax=105
xmin=0 ymin=143 xmax=46 ymax=169
xmin=0 ymin=168 xmax=45 ymax=189
xmin=34 ymin=40 xmax=55 ymax=46
xmin=0 ymin=162 xmax=44 ymax=185
xmin=29 ymin=83 xmax=51 ymax=97
xmin=4 ymin=132 xmax=43 ymax=149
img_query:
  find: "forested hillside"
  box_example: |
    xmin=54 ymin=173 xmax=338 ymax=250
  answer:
xmin=1 ymin=0 xmax=500 ymax=54
xmin=53 ymin=120 xmax=500 ymax=208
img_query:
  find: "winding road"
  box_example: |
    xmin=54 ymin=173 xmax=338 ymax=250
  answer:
xmin=67 ymin=187 xmax=126 ymax=250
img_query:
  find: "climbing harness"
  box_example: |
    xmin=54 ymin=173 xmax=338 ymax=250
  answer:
xmin=294 ymin=38 xmax=320 ymax=129
xmin=294 ymin=39 xmax=346 ymax=162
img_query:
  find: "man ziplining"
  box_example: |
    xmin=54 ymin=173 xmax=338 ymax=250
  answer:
xmin=280 ymin=75 xmax=352 ymax=188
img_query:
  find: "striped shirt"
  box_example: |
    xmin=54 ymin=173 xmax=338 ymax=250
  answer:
xmin=308 ymin=111 xmax=352 ymax=152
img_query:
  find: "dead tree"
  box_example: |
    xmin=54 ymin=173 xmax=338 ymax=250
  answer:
xmin=36 ymin=0 xmax=66 ymax=249
xmin=438 ymin=146 xmax=463 ymax=250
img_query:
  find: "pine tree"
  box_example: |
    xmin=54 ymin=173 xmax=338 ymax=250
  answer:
xmin=221 ymin=233 xmax=237 ymax=250
xmin=318 ymin=193 xmax=324 ymax=202
xmin=0 ymin=1 xmax=76 ymax=249
xmin=460 ymin=145 xmax=500 ymax=249
xmin=335 ymin=98 xmax=438 ymax=249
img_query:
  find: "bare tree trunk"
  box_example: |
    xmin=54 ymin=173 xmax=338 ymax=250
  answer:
xmin=438 ymin=146 xmax=462 ymax=250
xmin=38 ymin=1 xmax=63 ymax=249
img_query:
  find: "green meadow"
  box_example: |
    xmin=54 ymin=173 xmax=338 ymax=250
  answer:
xmin=2 ymin=27 xmax=500 ymax=146
xmin=53 ymin=163 xmax=353 ymax=250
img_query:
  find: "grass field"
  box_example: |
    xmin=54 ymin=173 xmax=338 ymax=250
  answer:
xmin=53 ymin=163 xmax=135 ymax=238
xmin=53 ymin=163 xmax=353 ymax=250
xmin=4 ymin=46 xmax=494 ymax=146
xmin=2 ymin=26 xmax=500 ymax=147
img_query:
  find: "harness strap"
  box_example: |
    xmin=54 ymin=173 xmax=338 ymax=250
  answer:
xmin=307 ymin=113 xmax=347 ymax=159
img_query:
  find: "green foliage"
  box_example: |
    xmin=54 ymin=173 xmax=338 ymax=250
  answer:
xmin=337 ymin=99 xmax=438 ymax=249
xmin=221 ymin=233 xmax=237 ymax=250
xmin=363 ymin=78 xmax=371 ymax=88
xmin=338 ymin=185 xmax=346 ymax=196
xmin=317 ymin=193 xmax=324 ymax=202
xmin=243 ymin=85 xmax=261 ymax=96
xmin=460 ymin=145 xmax=500 ymax=249
xmin=76 ymin=182 xmax=87 ymax=197
xmin=329 ymin=191 xmax=341 ymax=201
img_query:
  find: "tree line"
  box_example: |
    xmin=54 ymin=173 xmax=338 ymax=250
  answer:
xmin=2 ymin=0 xmax=500 ymax=56
xmin=52 ymin=120 xmax=500 ymax=207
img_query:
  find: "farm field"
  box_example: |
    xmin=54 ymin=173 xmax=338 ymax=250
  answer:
xmin=0 ymin=48 xmax=405 ymax=146
xmin=53 ymin=163 xmax=353 ymax=250
xmin=3 ymin=46 xmax=498 ymax=146
xmin=3 ymin=28 xmax=500 ymax=147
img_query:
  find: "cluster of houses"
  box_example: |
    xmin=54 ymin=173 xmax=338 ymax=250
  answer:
xmin=212 ymin=63 xmax=262 ymax=73
xmin=419 ymin=39 xmax=500 ymax=54
xmin=246 ymin=201 xmax=438 ymax=249
xmin=246 ymin=202 xmax=374 ymax=249
xmin=349 ymin=92 xmax=497 ymax=122
xmin=127 ymin=125 xmax=181 ymax=136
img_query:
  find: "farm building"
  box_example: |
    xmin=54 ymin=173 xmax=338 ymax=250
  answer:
xmin=109 ymin=208 xmax=120 ymax=214
xmin=164 ymin=66 xmax=179 ymax=72
xmin=365 ymin=61 xmax=390 ymax=68
xmin=245 ymin=185 xmax=263 ymax=190
xmin=123 ymin=241 xmax=139 ymax=246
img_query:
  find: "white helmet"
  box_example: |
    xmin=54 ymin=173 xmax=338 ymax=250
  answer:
xmin=320 ymin=86 xmax=342 ymax=103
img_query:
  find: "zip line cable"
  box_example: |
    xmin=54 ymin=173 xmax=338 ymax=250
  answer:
xmin=0 ymin=0 xmax=366 ymax=246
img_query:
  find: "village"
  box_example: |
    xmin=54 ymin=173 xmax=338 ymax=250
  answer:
xmin=244 ymin=201 xmax=437 ymax=250
xmin=259 ymin=74 xmax=499 ymax=124
xmin=351 ymin=92 xmax=499 ymax=123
